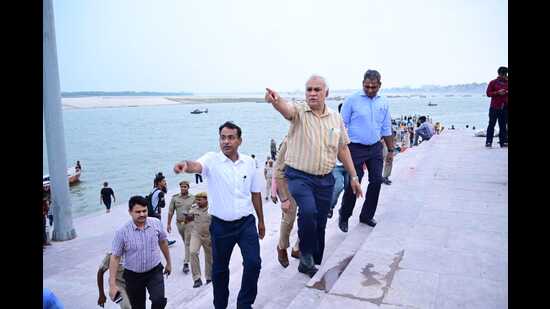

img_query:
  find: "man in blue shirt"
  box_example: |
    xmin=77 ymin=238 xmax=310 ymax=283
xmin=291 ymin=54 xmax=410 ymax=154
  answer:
xmin=338 ymin=69 xmax=395 ymax=231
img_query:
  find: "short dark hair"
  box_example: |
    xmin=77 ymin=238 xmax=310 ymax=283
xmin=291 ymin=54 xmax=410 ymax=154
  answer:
xmin=418 ymin=116 xmax=427 ymax=123
xmin=497 ymin=66 xmax=508 ymax=75
xmin=154 ymin=172 xmax=165 ymax=186
xmin=103 ymin=182 xmax=108 ymax=187
xmin=363 ymin=70 xmax=381 ymax=83
xmin=219 ymin=121 xmax=242 ymax=138
xmin=128 ymin=195 xmax=148 ymax=210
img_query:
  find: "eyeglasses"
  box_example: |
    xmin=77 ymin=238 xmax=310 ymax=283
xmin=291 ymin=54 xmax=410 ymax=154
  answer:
xmin=306 ymin=87 xmax=323 ymax=92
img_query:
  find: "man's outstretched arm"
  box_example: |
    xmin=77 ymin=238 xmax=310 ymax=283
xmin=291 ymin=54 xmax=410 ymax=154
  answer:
xmin=265 ymin=88 xmax=296 ymax=120
xmin=174 ymin=160 xmax=203 ymax=174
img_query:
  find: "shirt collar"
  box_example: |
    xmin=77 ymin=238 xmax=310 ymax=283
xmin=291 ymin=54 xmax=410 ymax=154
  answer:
xmin=131 ymin=219 xmax=151 ymax=230
xmin=304 ymin=102 xmax=330 ymax=117
xmin=218 ymin=151 xmax=244 ymax=164
xmin=360 ymin=92 xmax=381 ymax=100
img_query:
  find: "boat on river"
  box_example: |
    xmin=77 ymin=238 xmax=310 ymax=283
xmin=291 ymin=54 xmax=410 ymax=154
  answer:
xmin=43 ymin=167 xmax=81 ymax=190
xmin=190 ymin=108 xmax=208 ymax=114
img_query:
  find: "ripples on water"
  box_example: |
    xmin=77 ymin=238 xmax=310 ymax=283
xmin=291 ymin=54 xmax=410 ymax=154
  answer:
xmin=43 ymin=94 xmax=489 ymax=217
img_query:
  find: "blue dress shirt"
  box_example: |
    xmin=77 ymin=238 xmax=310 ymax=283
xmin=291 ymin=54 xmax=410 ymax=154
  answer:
xmin=341 ymin=91 xmax=392 ymax=145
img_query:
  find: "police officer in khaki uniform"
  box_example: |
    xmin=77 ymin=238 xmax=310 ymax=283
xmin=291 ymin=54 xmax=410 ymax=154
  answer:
xmin=167 ymin=180 xmax=195 ymax=274
xmin=97 ymin=252 xmax=132 ymax=309
xmin=187 ymin=192 xmax=212 ymax=288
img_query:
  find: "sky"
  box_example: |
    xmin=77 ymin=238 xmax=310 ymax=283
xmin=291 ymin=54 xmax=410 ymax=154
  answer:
xmin=52 ymin=0 xmax=508 ymax=93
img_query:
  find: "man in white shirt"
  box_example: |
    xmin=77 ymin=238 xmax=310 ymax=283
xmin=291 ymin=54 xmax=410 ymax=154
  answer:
xmin=173 ymin=121 xmax=265 ymax=309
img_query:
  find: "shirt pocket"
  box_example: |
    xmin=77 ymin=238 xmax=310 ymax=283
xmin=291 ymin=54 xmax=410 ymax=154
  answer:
xmin=375 ymin=107 xmax=387 ymax=124
xmin=149 ymin=229 xmax=160 ymax=252
xmin=327 ymin=127 xmax=341 ymax=152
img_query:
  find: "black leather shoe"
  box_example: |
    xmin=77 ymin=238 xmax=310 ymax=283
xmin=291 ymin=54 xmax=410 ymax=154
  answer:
xmin=338 ymin=215 xmax=348 ymax=232
xmin=327 ymin=208 xmax=334 ymax=219
xmin=500 ymin=142 xmax=508 ymax=147
xmin=206 ymin=279 xmax=212 ymax=284
xmin=485 ymin=143 xmax=492 ymax=148
xmin=193 ymin=279 xmax=203 ymax=288
xmin=360 ymin=218 xmax=377 ymax=227
xmin=298 ymin=263 xmax=318 ymax=278
xmin=183 ymin=263 xmax=189 ymax=274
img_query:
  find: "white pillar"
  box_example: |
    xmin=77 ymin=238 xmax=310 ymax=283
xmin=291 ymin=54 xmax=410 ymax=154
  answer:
xmin=43 ymin=0 xmax=76 ymax=241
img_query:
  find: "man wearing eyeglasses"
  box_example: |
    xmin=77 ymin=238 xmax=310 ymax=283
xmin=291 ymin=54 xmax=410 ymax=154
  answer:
xmin=338 ymin=69 xmax=395 ymax=232
xmin=265 ymin=75 xmax=363 ymax=278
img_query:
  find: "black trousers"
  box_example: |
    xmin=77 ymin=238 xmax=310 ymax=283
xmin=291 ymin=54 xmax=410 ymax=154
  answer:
xmin=195 ymin=173 xmax=203 ymax=184
xmin=43 ymin=216 xmax=47 ymax=244
xmin=103 ymin=198 xmax=112 ymax=210
xmin=486 ymin=107 xmax=507 ymax=145
xmin=340 ymin=142 xmax=384 ymax=222
xmin=123 ymin=263 xmax=167 ymax=309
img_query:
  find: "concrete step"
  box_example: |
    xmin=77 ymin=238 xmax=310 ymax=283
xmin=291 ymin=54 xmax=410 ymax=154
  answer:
xmin=282 ymin=139 xmax=434 ymax=308
xmin=323 ymin=130 xmax=507 ymax=309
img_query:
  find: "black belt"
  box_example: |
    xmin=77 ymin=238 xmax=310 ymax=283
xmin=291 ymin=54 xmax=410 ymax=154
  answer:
xmin=212 ymin=214 xmax=251 ymax=224
xmin=350 ymin=141 xmax=381 ymax=148
xmin=286 ymin=165 xmax=331 ymax=178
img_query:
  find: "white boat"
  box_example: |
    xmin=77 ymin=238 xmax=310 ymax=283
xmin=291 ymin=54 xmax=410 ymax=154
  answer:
xmin=43 ymin=167 xmax=81 ymax=190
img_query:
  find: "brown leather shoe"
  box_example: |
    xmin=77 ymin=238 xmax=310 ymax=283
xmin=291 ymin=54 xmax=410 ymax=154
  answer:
xmin=277 ymin=246 xmax=289 ymax=268
xmin=290 ymin=249 xmax=300 ymax=259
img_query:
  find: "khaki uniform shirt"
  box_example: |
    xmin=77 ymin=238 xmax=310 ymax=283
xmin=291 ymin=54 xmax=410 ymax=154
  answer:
xmin=168 ymin=193 xmax=195 ymax=222
xmin=99 ymin=253 xmax=125 ymax=287
xmin=285 ymin=102 xmax=350 ymax=175
xmin=273 ymin=137 xmax=293 ymax=200
xmin=274 ymin=137 xmax=288 ymax=180
xmin=189 ymin=204 xmax=211 ymax=237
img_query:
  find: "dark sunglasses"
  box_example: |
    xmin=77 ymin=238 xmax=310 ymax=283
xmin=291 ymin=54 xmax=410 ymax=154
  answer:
xmin=364 ymin=85 xmax=378 ymax=89
xmin=306 ymin=87 xmax=323 ymax=92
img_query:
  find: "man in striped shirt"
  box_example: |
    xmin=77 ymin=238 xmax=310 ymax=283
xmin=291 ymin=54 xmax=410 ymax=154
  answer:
xmin=109 ymin=195 xmax=172 ymax=309
xmin=265 ymin=75 xmax=363 ymax=277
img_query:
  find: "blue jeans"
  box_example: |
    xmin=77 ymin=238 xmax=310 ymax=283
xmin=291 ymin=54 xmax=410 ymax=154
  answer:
xmin=330 ymin=165 xmax=349 ymax=211
xmin=210 ymin=215 xmax=261 ymax=309
xmin=285 ymin=166 xmax=335 ymax=265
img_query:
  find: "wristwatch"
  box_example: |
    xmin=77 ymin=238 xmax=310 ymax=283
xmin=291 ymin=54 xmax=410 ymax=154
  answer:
xmin=387 ymin=148 xmax=395 ymax=152
xmin=351 ymin=176 xmax=359 ymax=182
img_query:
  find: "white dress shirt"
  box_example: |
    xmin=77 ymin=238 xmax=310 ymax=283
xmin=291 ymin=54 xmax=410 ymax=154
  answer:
xmin=197 ymin=151 xmax=264 ymax=221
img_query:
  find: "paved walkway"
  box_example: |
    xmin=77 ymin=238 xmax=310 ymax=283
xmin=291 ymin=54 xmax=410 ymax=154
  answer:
xmin=43 ymin=129 xmax=507 ymax=308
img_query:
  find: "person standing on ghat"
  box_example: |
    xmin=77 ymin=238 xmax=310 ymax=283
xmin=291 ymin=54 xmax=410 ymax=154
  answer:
xmin=265 ymin=74 xmax=362 ymax=278
xmin=339 ymin=69 xmax=395 ymax=231
xmin=173 ymin=121 xmax=265 ymax=309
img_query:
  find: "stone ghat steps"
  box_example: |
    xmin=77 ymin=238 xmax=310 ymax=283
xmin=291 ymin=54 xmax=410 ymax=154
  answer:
xmin=296 ymin=130 xmax=507 ymax=308
xmin=284 ymin=134 xmax=436 ymax=308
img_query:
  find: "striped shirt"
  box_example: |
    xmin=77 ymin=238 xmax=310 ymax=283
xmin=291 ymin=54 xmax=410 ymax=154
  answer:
xmin=111 ymin=217 xmax=167 ymax=273
xmin=285 ymin=102 xmax=350 ymax=175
